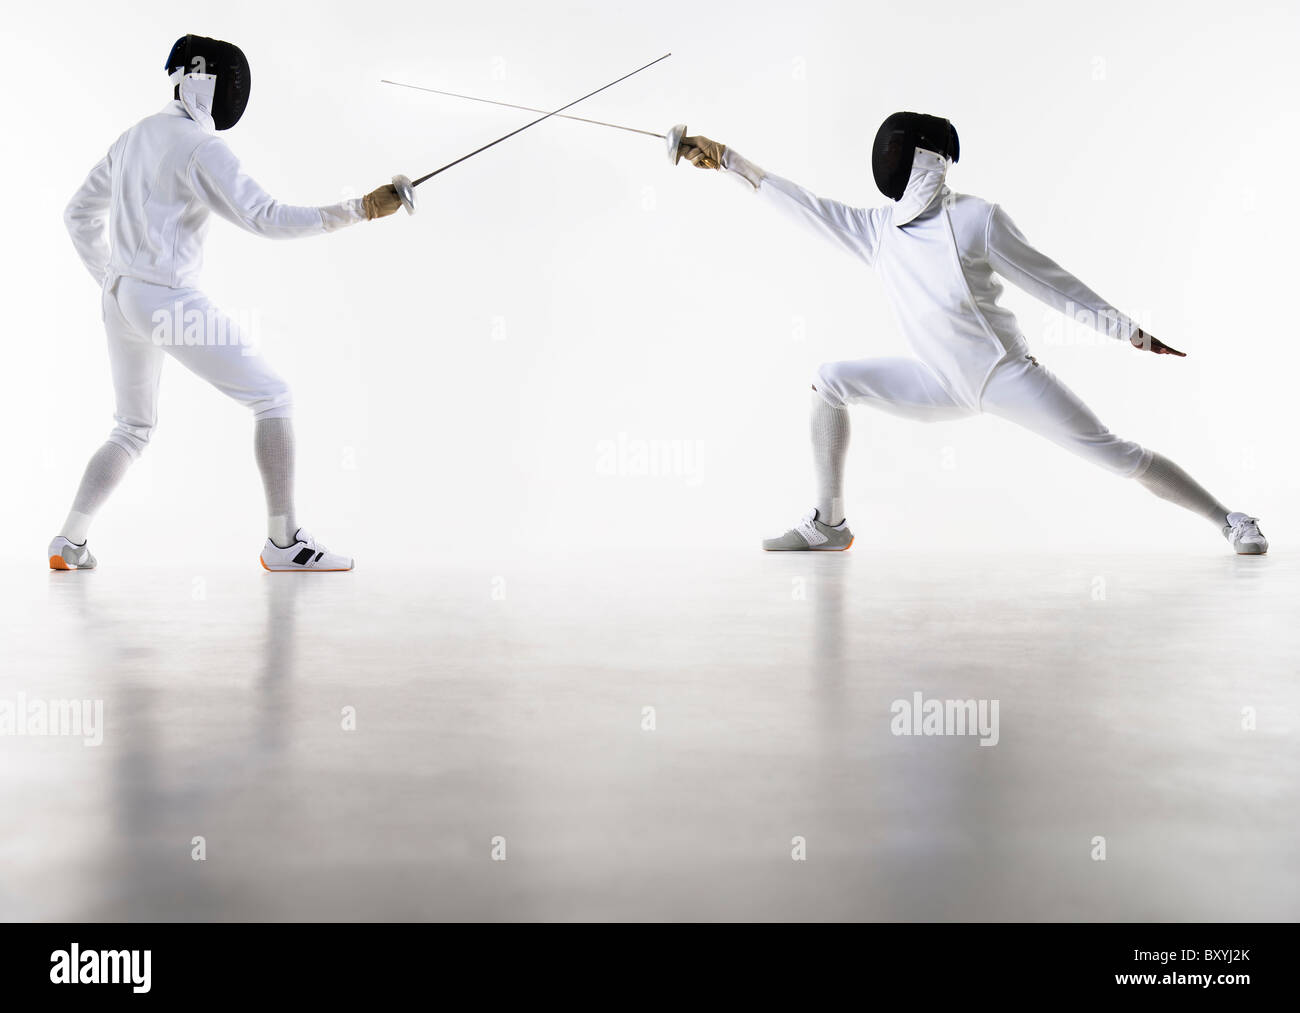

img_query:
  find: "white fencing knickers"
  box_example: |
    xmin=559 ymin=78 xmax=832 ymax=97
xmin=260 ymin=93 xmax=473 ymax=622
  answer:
xmin=813 ymin=352 xmax=1152 ymax=477
xmin=102 ymin=276 xmax=292 ymax=457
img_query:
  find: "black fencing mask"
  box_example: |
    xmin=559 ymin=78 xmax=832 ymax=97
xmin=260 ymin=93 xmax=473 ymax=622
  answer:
xmin=872 ymin=112 xmax=959 ymax=201
xmin=165 ymin=35 xmax=251 ymax=130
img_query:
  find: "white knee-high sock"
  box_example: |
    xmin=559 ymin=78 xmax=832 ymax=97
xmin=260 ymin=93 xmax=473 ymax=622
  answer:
xmin=811 ymin=391 xmax=850 ymax=525
xmin=62 ymin=442 xmax=133 ymax=543
xmin=1135 ymin=452 xmax=1231 ymax=529
xmin=255 ymin=417 xmax=296 ymax=547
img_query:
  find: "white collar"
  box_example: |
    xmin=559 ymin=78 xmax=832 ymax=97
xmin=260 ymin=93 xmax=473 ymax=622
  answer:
xmin=168 ymin=68 xmax=217 ymax=134
xmin=891 ymin=148 xmax=950 ymax=226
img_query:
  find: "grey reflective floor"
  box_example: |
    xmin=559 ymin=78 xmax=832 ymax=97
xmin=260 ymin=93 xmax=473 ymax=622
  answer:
xmin=2 ymin=549 xmax=1297 ymax=921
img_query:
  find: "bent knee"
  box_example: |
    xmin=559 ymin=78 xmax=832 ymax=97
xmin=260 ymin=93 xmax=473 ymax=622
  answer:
xmin=813 ymin=362 xmax=849 ymax=407
xmin=108 ymin=422 xmax=153 ymax=459
xmin=249 ymin=383 xmax=293 ymax=421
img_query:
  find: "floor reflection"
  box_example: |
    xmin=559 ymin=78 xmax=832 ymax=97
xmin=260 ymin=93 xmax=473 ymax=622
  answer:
xmin=10 ymin=551 xmax=1298 ymax=920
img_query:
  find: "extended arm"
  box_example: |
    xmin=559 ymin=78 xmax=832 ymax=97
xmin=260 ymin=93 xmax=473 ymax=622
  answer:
xmin=678 ymin=135 xmax=882 ymax=266
xmin=986 ymin=204 xmax=1183 ymax=355
xmin=188 ymin=138 xmax=374 ymax=237
xmin=64 ymin=156 xmax=112 ymax=284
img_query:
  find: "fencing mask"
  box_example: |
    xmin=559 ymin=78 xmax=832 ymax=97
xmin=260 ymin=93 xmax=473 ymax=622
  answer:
xmin=872 ymin=112 xmax=959 ymax=201
xmin=165 ymin=35 xmax=251 ymax=131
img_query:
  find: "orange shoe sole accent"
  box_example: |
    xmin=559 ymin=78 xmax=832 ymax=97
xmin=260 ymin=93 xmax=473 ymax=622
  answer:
xmin=49 ymin=555 xmax=70 ymax=570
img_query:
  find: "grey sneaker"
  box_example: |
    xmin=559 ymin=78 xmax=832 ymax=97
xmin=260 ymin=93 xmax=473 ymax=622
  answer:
xmin=1224 ymin=513 xmax=1268 ymax=555
xmin=48 ymin=535 xmax=97 ymax=570
xmin=762 ymin=509 xmax=854 ymax=551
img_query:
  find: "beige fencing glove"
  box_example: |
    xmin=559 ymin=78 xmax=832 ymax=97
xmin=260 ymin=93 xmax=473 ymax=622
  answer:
xmin=363 ymin=184 xmax=403 ymax=220
xmin=677 ymin=135 xmax=725 ymax=170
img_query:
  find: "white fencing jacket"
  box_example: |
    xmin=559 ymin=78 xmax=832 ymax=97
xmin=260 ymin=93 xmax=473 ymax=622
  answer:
xmin=64 ymin=99 xmax=365 ymax=291
xmin=723 ymin=148 xmax=1138 ymax=409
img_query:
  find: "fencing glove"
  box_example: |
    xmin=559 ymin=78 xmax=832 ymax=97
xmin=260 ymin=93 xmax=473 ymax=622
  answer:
xmin=1130 ymin=329 xmax=1186 ymax=356
xmin=678 ymin=135 xmax=725 ymax=170
xmin=363 ymin=184 xmax=403 ymax=220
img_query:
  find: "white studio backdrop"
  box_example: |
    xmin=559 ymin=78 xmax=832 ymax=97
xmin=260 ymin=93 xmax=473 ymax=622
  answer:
xmin=1 ymin=0 xmax=1296 ymax=567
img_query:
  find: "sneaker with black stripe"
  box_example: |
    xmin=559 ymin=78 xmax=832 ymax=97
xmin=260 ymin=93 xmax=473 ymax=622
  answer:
xmin=260 ymin=528 xmax=354 ymax=572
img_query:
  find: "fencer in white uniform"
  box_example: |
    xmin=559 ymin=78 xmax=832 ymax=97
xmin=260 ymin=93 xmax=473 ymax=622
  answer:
xmin=676 ymin=115 xmax=1268 ymax=554
xmin=52 ymin=35 xmax=405 ymax=572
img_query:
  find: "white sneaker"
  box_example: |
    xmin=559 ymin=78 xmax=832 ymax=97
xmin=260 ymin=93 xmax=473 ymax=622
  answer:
xmin=48 ymin=535 xmax=97 ymax=570
xmin=260 ymin=528 xmax=354 ymax=571
xmin=762 ymin=509 xmax=854 ymax=551
xmin=1224 ymin=513 xmax=1268 ymax=555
